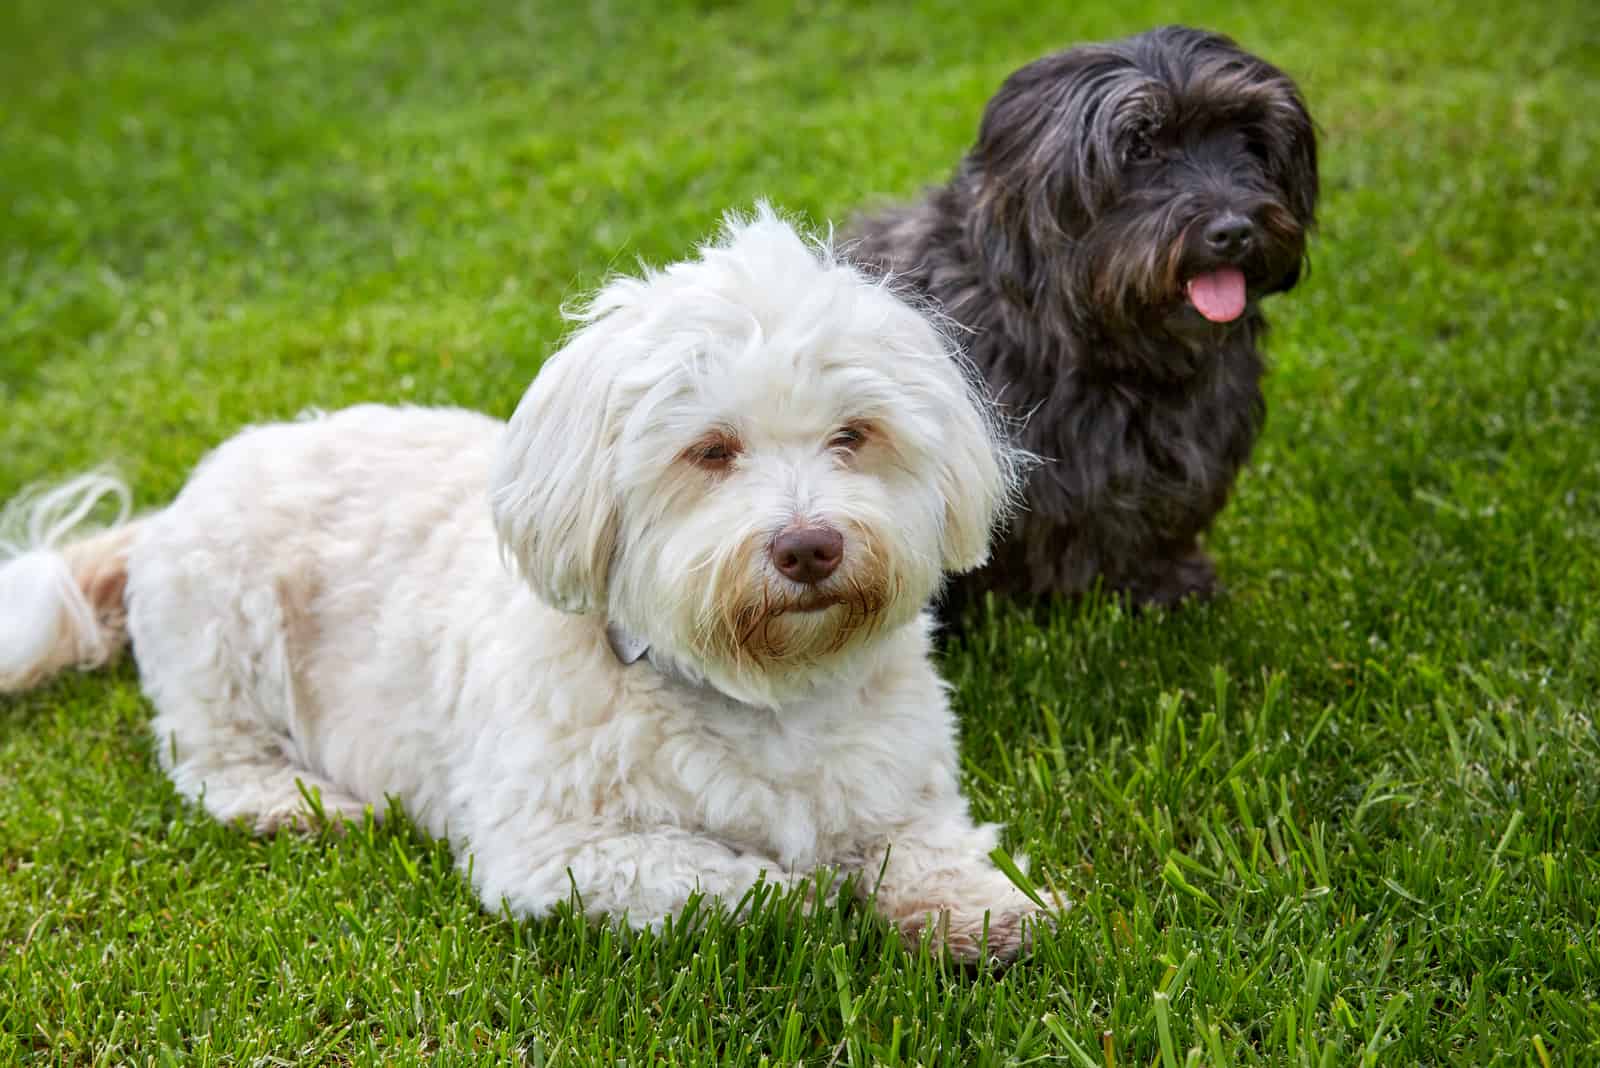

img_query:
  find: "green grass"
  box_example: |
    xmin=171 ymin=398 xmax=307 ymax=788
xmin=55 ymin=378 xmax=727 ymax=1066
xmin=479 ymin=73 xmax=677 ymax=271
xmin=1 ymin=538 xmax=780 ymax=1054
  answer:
xmin=3 ymin=0 xmax=1599 ymax=1063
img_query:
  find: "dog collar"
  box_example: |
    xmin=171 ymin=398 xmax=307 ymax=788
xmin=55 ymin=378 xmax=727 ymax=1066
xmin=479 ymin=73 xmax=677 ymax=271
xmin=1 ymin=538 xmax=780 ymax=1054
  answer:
xmin=605 ymin=622 xmax=651 ymax=665
xmin=605 ymin=622 xmax=756 ymax=708
xmin=604 ymin=622 xmax=735 ymax=704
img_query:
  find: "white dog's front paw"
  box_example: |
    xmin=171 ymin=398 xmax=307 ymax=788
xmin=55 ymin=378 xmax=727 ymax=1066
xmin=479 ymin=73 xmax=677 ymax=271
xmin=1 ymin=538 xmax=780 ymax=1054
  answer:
xmin=897 ymin=885 xmax=1057 ymax=965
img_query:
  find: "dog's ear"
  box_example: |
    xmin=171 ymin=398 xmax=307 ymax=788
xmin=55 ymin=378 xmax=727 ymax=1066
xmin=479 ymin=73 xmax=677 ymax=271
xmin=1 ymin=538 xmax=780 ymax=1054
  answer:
xmin=1260 ymin=72 xmax=1318 ymax=295
xmin=925 ymin=359 xmax=1023 ymax=575
xmin=1276 ymin=89 xmax=1319 ymax=229
xmin=491 ymin=330 xmax=621 ymax=615
xmin=938 ymin=437 xmax=1011 ymax=575
xmin=964 ymin=64 xmax=1059 ymax=307
xmin=963 ymin=49 xmax=1116 ymax=313
xmin=964 ymin=179 xmax=1037 ymax=313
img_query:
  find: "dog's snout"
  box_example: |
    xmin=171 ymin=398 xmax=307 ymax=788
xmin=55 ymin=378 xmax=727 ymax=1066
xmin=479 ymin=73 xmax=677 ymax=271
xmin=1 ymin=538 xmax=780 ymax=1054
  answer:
xmin=1203 ymin=214 xmax=1256 ymax=258
xmin=770 ymin=524 xmax=844 ymax=585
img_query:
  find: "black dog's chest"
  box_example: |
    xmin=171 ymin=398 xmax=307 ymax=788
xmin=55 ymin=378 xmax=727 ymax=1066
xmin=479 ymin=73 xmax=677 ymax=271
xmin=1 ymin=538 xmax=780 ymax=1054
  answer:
xmin=1031 ymin=359 xmax=1263 ymax=531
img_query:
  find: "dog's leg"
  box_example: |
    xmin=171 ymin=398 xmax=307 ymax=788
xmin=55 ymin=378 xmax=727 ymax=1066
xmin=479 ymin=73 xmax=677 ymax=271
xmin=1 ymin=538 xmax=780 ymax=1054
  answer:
xmin=151 ymin=711 xmax=369 ymax=833
xmin=139 ymin=648 xmax=371 ymax=835
xmin=1124 ymin=542 xmax=1220 ymax=607
xmin=125 ymin=508 xmax=374 ymax=834
xmin=168 ymin=752 xmax=371 ymax=834
xmin=465 ymin=823 xmax=793 ymax=929
xmin=853 ymin=817 xmax=1053 ymax=965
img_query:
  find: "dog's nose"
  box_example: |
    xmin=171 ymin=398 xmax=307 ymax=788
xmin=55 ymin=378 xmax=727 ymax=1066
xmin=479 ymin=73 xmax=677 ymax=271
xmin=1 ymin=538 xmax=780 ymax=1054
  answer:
xmin=770 ymin=524 xmax=843 ymax=585
xmin=1204 ymin=214 xmax=1255 ymax=257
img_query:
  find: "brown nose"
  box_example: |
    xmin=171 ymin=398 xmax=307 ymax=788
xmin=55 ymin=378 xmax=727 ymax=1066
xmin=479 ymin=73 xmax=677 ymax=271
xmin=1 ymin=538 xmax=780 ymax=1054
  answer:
xmin=770 ymin=524 xmax=843 ymax=585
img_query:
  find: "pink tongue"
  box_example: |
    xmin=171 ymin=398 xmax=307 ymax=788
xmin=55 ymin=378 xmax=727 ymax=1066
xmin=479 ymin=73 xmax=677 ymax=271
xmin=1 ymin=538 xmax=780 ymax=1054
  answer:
xmin=1186 ymin=267 xmax=1247 ymax=323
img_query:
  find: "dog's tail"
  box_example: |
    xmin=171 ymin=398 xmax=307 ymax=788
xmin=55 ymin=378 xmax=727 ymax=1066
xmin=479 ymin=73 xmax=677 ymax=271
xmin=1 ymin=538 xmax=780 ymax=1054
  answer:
xmin=0 ymin=472 xmax=145 ymax=695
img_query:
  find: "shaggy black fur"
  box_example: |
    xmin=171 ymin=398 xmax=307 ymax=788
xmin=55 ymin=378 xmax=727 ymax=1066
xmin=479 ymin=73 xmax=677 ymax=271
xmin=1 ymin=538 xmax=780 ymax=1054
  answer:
xmin=847 ymin=25 xmax=1318 ymax=613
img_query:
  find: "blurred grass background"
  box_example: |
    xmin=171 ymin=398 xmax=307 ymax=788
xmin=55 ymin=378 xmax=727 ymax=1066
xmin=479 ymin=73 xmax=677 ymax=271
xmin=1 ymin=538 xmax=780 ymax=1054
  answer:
xmin=2 ymin=0 xmax=1598 ymax=1063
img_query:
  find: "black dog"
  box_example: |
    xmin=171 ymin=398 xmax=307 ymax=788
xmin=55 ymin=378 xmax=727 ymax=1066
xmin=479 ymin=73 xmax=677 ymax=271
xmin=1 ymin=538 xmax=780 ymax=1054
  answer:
xmin=848 ymin=26 xmax=1317 ymax=613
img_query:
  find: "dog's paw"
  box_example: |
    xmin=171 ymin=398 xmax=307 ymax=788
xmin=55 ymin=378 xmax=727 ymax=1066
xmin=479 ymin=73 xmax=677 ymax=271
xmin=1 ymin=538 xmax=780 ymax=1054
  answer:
xmin=250 ymin=786 xmax=372 ymax=836
xmin=899 ymin=888 xmax=1056 ymax=966
xmin=1126 ymin=549 xmax=1219 ymax=608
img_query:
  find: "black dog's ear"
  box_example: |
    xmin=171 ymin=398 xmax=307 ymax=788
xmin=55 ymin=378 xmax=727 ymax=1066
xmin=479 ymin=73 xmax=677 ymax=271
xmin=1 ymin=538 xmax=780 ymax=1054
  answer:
xmin=963 ymin=49 xmax=1119 ymax=309
xmin=1260 ymin=70 xmax=1319 ymax=229
xmin=1252 ymin=84 xmax=1316 ymax=298
xmin=964 ymin=170 xmax=1037 ymax=310
xmin=1280 ymin=94 xmax=1319 ymax=228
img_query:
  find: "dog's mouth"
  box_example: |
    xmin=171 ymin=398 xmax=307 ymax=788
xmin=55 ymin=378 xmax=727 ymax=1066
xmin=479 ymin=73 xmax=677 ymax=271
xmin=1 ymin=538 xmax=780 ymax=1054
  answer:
xmin=784 ymin=595 xmax=846 ymax=615
xmin=1184 ymin=267 xmax=1248 ymax=323
xmin=719 ymin=579 xmax=891 ymax=666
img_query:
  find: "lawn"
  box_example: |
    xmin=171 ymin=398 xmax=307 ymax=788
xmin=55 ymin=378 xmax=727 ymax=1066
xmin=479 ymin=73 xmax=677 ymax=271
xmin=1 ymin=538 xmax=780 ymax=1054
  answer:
xmin=2 ymin=0 xmax=1598 ymax=1063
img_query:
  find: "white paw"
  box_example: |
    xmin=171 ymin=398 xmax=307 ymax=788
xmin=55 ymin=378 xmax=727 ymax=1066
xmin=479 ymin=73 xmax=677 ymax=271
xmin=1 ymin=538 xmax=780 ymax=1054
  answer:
xmin=252 ymin=790 xmax=370 ymax=835
xmin=898 ymin=886 xmax=1058 ymax=965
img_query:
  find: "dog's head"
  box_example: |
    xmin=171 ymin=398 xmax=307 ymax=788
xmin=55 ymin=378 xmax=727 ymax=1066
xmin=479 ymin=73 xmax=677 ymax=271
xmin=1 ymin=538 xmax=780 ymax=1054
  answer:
xmin=966 ymin=25 xmax=1318 ymax=351
xmin=492 ymin=206 xmax=1022 ymax=706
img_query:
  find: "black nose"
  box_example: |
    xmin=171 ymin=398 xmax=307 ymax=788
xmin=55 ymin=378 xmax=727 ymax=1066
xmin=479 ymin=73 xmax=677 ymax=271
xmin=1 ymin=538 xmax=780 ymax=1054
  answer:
xmin=770 ymin=524 xmax=843 ymax=585
xmin=1204 ymin=214 xmax=1256 ymax=258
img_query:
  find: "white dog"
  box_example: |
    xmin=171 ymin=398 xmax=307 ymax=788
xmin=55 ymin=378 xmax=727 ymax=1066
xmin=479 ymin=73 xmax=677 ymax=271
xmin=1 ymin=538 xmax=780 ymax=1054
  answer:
xmin=0 ymin=207 xmax=1049 ymax=962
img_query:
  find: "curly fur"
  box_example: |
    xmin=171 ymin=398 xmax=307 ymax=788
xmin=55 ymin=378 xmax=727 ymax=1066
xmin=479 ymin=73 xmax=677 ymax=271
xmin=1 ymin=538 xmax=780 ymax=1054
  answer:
xmin=847 ymin=25 xmax=1319 ymax=610
xmin=0 ymin=207 xmax=1051 ymax=964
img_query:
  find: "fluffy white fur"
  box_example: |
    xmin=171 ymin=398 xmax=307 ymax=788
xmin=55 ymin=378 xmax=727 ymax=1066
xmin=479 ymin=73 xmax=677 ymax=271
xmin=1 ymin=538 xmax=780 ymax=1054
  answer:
xmin=0 ymin=207 xmax=1050 ymax=962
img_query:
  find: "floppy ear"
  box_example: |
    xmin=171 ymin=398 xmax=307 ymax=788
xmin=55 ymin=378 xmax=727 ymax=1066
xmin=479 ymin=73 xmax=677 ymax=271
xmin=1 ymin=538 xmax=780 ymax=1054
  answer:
xmin=964 ymin=48 xmax=1115 ymax=316
xmin=1267 ymin=83 xmax=1318 ymax=233
xmin=1278 ymin=86 xmax=1320 ymax=228
xmin=490 ymin=329 xmax=621 ymax=615
xmin=924 ymin=355 xmax=1023 ymax=574
xmin=1260 ymin=74 xmax=1318 ymax=296
xmin=964 ymin=179 xmax=1037 ymax=312
xmin=940 ymin=451 xmax=1007 ymax=573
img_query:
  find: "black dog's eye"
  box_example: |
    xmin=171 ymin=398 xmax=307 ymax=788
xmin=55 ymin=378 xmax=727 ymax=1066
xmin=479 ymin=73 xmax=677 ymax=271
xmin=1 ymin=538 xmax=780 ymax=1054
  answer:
xmin=1122 ymin=135 xmax=1156 ymax=167
xmin=1245 ymin=137 xmax=1271 ymax=163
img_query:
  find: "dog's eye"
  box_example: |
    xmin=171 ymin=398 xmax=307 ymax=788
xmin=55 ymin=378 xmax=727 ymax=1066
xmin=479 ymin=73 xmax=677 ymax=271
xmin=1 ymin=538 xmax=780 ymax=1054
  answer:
xmin=685 ymin=433 xmax=741 ymax=471
xmin=1122 ymin=137 xmax=1156 ymax=167
xmin=828 ymin=423 xmax=870 ymax=453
